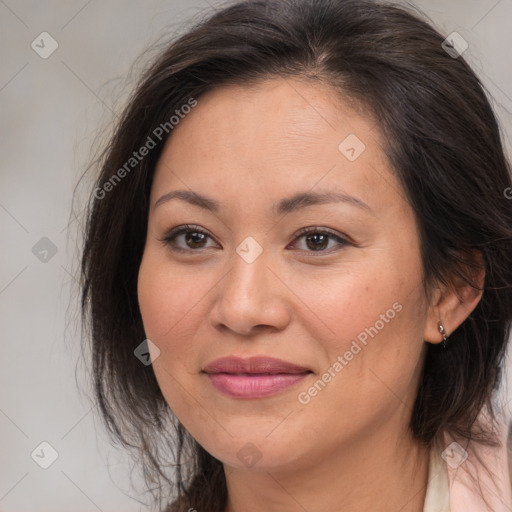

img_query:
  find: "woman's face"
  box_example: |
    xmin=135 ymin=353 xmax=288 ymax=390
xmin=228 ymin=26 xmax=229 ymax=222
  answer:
xmin=137 ymin=78 xmax=436 ymax=471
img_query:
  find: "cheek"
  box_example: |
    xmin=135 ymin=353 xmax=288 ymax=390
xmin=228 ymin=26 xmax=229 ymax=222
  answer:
xmin=286 ymin=252 xmax=428 ymax=407
xmin=137 ymin=249 xmax=209 ymax=343
xmin=137 ymin=251 xmax=204 ymax=420
xmin=292 ymin=287 xmax=427 ymax=449
xmin=283 ymin=264 xmax=411 ymax=354
xmin=137 ymin=248 xmax=218 ymax=402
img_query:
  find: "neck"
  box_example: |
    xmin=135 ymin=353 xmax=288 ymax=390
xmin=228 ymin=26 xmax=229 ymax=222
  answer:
xmin=223 ymin=425 xmax=430 ymax=512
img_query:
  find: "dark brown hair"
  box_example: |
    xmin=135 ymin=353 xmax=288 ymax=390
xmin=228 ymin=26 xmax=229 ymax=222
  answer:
xmin=80 ymin=0 xmax=512 ymax=510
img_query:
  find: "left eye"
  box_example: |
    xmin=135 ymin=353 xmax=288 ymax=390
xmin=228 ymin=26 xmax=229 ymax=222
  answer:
xmin=289 ymin=228 xmax=350 ymax=253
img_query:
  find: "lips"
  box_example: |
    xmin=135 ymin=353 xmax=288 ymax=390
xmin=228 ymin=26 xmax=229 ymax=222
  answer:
xmin=202 ymin=356 xmax=312 ymax=398
xmin=203 ymin=356 xmax=310 ymax=375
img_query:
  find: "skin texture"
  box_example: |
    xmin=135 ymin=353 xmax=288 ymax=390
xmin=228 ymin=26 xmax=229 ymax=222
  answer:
xmin=137 ymin=78 xmax=483 ymax=512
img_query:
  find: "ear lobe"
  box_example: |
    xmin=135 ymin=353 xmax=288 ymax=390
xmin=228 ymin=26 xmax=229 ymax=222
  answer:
xmin=424 ymin=251 xmax=485 ymax=345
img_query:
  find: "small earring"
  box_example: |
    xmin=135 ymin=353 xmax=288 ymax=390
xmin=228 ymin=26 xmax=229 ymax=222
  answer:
xmin=438 ymin=322 xmax=448 ymax=349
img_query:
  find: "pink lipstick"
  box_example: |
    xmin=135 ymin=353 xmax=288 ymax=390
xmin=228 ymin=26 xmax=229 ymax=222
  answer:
xmin=202 ymin=356 xmax=311 ymax=398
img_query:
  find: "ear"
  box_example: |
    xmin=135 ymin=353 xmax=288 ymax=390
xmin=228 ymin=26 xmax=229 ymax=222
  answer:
xmin=424 ymin=251 xmax=485 ymax=344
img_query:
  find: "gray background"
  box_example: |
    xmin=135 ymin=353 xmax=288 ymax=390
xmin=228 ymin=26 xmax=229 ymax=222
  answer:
xmin=1 ymin=0 xmax=511 ymax=510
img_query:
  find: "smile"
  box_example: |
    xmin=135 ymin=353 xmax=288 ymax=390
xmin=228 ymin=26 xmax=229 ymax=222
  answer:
xmin=202 ymin=356 xmax=312 ymax=398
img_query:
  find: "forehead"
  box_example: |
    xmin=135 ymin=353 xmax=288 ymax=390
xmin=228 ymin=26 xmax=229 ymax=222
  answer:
xmin=151 ymin=78 xmax=403 ymax=218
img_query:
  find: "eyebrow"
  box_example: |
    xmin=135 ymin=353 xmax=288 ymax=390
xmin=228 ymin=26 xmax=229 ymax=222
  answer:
xmin=154 ymin=189 xmax=372 ymax=215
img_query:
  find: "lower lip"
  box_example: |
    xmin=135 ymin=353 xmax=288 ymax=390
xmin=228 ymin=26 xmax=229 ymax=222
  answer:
xmin=205 ymin=373 xmax=310 ymax=398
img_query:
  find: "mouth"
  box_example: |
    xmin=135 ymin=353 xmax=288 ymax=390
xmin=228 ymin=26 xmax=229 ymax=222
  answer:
xmin=202 ymin=356 xmax=313 ymax=398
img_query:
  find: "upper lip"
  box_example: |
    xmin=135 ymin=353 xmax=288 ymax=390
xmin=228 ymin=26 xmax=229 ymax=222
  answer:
xmin=202 ymin=356 xmax=311 ymax=375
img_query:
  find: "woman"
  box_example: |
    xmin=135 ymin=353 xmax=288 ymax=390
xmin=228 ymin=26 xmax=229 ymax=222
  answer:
xmin=80 ymin=0 xmax=512 ymax=510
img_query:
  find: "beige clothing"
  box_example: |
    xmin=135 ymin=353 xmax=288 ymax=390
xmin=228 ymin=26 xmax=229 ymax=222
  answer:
xmin=423 ymin=445 xmax=450 ymax=512
xmin=423 ymin=415 xmax=512 ymax=512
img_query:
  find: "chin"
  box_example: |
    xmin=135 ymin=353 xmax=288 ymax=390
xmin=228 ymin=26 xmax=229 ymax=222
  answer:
xmin=197 ymin=431 xmax=309 ymax=473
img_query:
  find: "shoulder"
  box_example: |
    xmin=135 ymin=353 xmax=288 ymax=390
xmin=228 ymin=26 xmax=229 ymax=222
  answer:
xmin=508 ymin=424 xmax=512 ymax=489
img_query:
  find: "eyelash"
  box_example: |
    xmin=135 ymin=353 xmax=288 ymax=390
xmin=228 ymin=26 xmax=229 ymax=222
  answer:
xmin=159 ymin=224 xmax=352 ymax=255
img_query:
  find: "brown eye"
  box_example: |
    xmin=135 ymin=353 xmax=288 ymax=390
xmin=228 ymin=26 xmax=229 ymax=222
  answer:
xmin=161 ymin=225 xmax=219 ymax=252
xmin=304 ymin=233 xmax=329 ymax=251
xmin=184 ymin=231 xmax=208 ymax=248
xmin=290 ymin=227 xmax=351 ymax=254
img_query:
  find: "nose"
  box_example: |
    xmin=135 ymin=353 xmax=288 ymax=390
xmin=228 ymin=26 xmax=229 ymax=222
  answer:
xmin=209 ymin=246 xmax=291 ymax=337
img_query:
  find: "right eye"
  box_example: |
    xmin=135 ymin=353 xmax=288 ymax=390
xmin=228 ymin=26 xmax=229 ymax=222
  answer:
xmin=160 ymin=224 xmax=220 ymax=253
